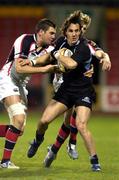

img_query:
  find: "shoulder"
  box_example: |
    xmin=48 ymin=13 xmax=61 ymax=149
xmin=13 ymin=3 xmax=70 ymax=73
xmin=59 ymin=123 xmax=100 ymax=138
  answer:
xmin=14 ymin=34 xmax=35 ymax=50
xmin=77 ymin=37 xmax=90 ymax=52
xmin=14 ymin=34 xmax=34 ymax=43
xmin=55 ymin=36 xmax=65 ymax=43
xmin=55 ymin=36 xmax=66 ymax=48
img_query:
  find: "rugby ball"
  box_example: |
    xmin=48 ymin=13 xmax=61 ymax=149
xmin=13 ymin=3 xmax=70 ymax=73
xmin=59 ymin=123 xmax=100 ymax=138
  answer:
xmin=58 ymin=48 xmax=73 ymax=72
xmin=60 ymin=48 xmax=73 ymax=57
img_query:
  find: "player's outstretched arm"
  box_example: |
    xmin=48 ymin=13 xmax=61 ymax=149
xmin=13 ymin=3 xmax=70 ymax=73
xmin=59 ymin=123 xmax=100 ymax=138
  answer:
xmin=94 ymin=50 xmax=111 ymax=71
xmin=15 ymin=58 xmax=58 ymax=74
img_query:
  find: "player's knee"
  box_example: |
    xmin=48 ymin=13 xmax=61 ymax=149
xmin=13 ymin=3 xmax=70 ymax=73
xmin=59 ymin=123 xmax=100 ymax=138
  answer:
xmin=40 ymin=114 xmax=51 ymax=125
xmin=77 ymin=121 xmax=87 ymax=134
xmin=37 ymin=119 xmax=48 ymax=132
xmin=40 ymin=118 xmax=49 ymax=125
xmin=7 ymin=102 xmax=27 ymax=128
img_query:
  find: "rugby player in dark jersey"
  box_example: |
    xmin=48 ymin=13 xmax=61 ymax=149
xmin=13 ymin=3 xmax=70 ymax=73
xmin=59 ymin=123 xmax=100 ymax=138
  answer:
xmin=45 ymin=38 xmax=111 ymax=162
xmin=44 ymin=12 xmax=111 ymax=162
xmin=27 ymin=10 xmax=111 ymax=171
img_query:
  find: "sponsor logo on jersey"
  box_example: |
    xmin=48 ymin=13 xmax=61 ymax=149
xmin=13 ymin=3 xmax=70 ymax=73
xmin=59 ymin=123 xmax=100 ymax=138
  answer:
xmin=82 ymin=97 xmax=91 ymax=104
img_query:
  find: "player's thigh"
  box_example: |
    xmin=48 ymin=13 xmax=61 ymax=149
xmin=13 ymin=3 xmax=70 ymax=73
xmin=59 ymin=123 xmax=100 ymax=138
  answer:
xmin=3 ymin=95 xmax=22 ymax=108
xmin=40 ymin=99 xmax=68 ymax=123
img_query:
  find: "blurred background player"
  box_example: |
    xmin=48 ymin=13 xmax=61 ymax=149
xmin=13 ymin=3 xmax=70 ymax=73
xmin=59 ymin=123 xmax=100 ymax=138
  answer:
xmin=0 ymin=18 xmax=57 ymax=169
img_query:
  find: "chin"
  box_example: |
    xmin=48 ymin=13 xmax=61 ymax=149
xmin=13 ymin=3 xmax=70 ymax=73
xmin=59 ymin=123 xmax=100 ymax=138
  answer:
xmin=72 ymin=40 xmax=78 ymax=44
xmin=71 ymin=42 xmax=77 ymax=45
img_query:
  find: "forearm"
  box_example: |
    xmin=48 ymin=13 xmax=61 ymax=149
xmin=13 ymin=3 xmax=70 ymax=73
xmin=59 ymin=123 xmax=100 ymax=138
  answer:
xmin=59 ymin=55 xmax=75 ymax=69
xmin=55 ymin=53 xmax=77 ymax=70
xmin=31 ymin=53 xmax=51 ymax=66
xmin=94 ymin=50 xmax=110 ymax=61
xmin=94 ymin=50 xmax=111 ymax=71
xmin=16 ymin=64 xmax=47 ymax=74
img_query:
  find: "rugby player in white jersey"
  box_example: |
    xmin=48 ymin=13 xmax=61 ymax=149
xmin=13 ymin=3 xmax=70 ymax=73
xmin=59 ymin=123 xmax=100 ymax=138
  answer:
xmin=0 ymin=18 xmax=57 ymax=169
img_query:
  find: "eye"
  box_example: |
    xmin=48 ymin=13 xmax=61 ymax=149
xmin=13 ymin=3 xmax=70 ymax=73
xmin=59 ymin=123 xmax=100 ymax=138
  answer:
xmin=69 ymin=29 xmax=73 ymax=33
xmin=75 ymin=29 xmax=79 ymax=33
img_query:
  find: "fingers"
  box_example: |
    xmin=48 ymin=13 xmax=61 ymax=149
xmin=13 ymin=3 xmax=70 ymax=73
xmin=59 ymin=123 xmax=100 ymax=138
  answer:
xmin=84 ymin=64 xmax=94 ymax=77
xmin=19 ymin=59 xmax=32 ymax=66
xmin=101 ymin=59 xmax=111 ymax=71
xmin=84 ymin=71 xmax=93 ymax=77
xmin=99 ymin=53 xmax=111 ymax=71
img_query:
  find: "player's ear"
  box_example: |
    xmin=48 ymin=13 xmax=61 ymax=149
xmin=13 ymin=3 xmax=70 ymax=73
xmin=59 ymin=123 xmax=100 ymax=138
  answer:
xmin=38 ymin=29 xmax=45 ymax=36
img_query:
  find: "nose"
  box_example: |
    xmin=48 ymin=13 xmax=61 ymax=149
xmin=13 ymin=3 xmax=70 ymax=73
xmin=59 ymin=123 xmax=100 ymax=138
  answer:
xmin=52 ymin=34 xmax=56 ymax=38
xmin=52 ymin=35 xmax=55 ymax=41
xmin=72 ymin=31 xmax=76 ymax=36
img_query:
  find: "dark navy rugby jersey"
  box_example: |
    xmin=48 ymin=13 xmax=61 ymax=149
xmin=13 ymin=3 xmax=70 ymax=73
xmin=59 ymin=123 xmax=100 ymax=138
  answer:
xmin=53 ymin=36 xmax=96 ymax=88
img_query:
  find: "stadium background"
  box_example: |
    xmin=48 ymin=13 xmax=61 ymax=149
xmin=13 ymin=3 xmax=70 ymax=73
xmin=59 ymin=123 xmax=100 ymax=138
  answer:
xmin=0 ymin=0 xmax=119 ymax=112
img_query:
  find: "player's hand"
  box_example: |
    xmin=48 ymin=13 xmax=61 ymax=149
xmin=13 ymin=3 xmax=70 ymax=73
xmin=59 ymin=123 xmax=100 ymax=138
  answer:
xmin=18 ymin=59 xmax=32 ymax=66
xmin=53 ymin=48 xmax=67 ymax=59
xmin=58 ymin=48 xmax=67 ymax=54
xmin=100 ymin=53 xmax=111 ymax=71
xmin=84 ymin=64 xmax=94 ymax=77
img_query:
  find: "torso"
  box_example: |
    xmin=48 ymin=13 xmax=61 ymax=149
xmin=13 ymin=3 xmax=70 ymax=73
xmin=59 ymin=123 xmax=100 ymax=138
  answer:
xmin=54 ymin=36 xmax=93 ymax=91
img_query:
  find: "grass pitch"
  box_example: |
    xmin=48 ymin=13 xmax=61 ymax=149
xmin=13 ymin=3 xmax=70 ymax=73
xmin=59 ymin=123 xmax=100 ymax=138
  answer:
xmin=0 ymin=111 xmax=119 ymax=180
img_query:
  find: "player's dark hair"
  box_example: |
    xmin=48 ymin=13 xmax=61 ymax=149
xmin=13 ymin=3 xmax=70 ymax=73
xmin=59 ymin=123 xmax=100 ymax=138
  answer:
xmin=61 ymin=10 xmax=83 ymax=36
xmin=35 ymin=18 xmax=56 ymax=33
xmin=61 ymin=10 xmax=91 ymax=36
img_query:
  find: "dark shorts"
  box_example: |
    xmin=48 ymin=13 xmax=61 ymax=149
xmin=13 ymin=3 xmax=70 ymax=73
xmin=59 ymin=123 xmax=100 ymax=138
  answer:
xmin=53 ymin=85 xmax=96 ymax=109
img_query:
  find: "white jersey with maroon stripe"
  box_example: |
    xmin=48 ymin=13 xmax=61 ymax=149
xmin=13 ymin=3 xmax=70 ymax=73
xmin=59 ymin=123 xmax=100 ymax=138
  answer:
xmin=0 ymin=33 xmax=54 ymax=103
xmin=1 ymin=34 xmax=35 ymax=84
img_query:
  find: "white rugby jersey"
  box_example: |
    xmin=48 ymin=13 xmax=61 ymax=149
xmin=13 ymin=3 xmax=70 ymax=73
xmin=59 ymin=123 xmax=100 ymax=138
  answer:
xmin=0 ymin=34 xmax=54 ymax=85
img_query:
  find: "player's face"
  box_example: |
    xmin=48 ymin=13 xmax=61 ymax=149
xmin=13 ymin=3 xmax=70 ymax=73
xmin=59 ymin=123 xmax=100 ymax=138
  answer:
xmin=65 ymin=23 xmax=81 ymax=46
xmin=37 ymin=27 xmax=56 ymax=46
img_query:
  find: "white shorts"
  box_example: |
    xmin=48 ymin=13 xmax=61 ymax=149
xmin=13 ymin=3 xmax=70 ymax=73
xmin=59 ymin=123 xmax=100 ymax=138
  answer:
xmin=0 ymin=72 xmax=28 ymax=104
